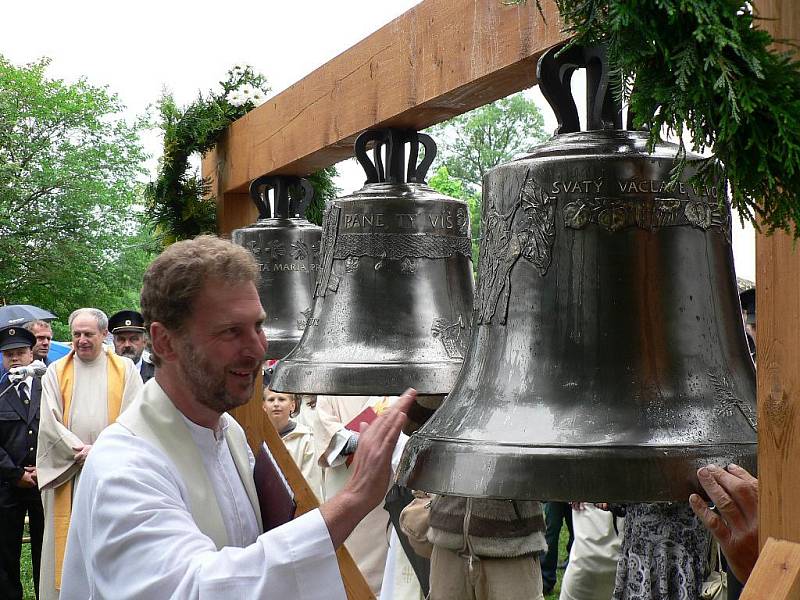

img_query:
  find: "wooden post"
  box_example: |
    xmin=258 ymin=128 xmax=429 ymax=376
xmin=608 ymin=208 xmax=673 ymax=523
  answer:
xmin=741 ymin=1 xmax=800 ymax=596
xmin=753 ymin=0 xmax=800 ymax=548
xmin=741 ymin=538 xmax=800 ymax=600
xmin=230 ymin=375 xmax=375 ymax=600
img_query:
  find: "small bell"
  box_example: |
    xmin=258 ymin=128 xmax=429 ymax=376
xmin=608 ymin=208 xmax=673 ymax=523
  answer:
xmin=271 ymin=129 xmax=475 ymax=395
xmin=232 ymin=175 xmax=321 ymax=359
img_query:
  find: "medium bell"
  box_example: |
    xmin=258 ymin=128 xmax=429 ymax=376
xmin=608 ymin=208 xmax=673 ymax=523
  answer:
xmin=232 ymin=175 xmax=321 ymax=359
xmin=397 ymin=45 xmax=757 ymax=502
xmin=271 ymin=129 xmax=475 ymax=395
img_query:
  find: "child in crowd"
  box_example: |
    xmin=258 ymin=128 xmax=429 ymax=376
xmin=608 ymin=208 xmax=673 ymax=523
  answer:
xmin=262 ymin=385 xmax=323 ymax=499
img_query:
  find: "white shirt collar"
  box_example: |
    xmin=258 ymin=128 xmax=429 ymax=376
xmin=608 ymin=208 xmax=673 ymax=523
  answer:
xmin=179 ymin=411 xmax=228 ymax=443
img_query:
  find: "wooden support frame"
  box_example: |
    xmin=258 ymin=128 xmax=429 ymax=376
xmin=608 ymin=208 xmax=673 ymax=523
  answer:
xmin=203 ymin=0 xmax=567 ymax=235
xmin=205 ymin=0 xmax=800 ymax=596
xmin=741 ymin=1 xmax=799 ymax=597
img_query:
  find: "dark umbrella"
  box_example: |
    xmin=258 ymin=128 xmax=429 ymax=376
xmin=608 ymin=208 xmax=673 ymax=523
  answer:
xmin=0 ymin=304 xmax=57 ymax=327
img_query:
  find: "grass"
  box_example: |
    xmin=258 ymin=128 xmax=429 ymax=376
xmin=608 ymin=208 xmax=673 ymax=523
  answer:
xmin=21 ymin=522 xmax=35 ymax=600
xmin=18 ymin=521 xmax=571 ymax=599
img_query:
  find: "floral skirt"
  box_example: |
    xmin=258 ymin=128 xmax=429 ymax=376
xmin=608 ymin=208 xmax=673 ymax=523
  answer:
xmin=613 ymin=503 xmax=711 ymax=600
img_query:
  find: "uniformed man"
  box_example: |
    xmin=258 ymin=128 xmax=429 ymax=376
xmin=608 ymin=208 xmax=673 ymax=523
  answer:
xmin=0 ymin=326 xmax=44 ymax=600
xmin=108 ymin=310 xmax=154 ymax=383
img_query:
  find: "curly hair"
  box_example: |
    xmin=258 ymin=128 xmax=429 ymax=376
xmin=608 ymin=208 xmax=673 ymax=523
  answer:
xmin=140 ymin=235 xmax=260 ymax=366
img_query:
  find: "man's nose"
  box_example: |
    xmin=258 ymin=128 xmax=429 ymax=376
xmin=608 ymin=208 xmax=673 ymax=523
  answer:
xmin=244 ymin=328 xmax=268 ymax=359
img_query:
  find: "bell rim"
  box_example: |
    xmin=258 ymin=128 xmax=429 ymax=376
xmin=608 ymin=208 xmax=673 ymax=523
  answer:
xmin=397 ymin=436 xmax=757 ymax=502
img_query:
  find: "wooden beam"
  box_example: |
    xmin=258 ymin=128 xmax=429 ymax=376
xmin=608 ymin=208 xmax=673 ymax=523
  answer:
xmin=230 ymin=374 xmax=375 ymax=600
xmin=756 ymin=0 xmax=800 ymax=549
xmin=742 ymin=538 xmax=800 ymax=599
xmin=203 ymin=0 xmax=566 ymax=225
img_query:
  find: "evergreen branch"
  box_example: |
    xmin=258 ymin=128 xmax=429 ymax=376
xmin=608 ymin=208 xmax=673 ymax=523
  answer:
xmin=146 ymin=65 xmax=338 ymax=248
xmin=554 ymin=0 xmax=800 ymax=236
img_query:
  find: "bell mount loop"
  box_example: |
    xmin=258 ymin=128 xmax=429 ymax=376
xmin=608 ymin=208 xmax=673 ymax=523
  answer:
xmin=248 ymin=175 xmax=314 ymax=219
xmin=354 ymin=128 xmax=437 ymax=185
xmin=537 ymin=43 xmax=622 ymax=134
xmin=249 ymin=174 xmax=274 ymax=219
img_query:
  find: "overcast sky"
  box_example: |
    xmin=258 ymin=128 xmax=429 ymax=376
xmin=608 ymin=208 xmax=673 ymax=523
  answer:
xmin=2 ymin=0 xmax=755 ymax=280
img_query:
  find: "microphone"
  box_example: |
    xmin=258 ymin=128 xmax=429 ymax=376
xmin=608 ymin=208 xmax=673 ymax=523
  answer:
xmin=8 ymin=360 xmax=48 ymax=383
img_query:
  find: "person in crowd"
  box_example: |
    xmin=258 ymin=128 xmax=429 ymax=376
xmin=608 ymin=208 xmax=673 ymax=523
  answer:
xmin=690 ymin=464 xmax=759 ymax=586
xmin=314 ymin=395 xmax=395 ymax=596
xmin=108 ymin=310 xmax=155 ymax=383
xmin=0 ymin=327 xmax=45 ymax=599
xmin=37 ymin=308 xmax=142 ymax=600
xmin=262 ymin=384 xmax=322 ymax=498
xmin=612 ymin=503 xmax=710 ymax=600
xmin=427 ymin=495 xmax=547 ymax=600
xmin=59 ymin=235 xmax=416 ymax=599
xmin=24 ymin=321 xmax=53 ymax=365
xmin=560 ymin=502 xmax=624 ymax=600
xmin=541 ymin=501 xmax=574 ymax=595
xmin=739 ymin=288 xmax=756 ymax=362
xmin=294 ymin=394 xmax=319 ymax=430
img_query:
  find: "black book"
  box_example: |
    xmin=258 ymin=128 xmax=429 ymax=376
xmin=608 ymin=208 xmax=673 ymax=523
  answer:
xmin=253 ymin=442 xmax=296 ymax=533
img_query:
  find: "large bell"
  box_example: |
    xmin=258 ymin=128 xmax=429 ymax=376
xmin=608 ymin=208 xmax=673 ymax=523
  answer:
xmin=271 ymin=129 xmax=475 ymax=395
xmin=397 ymin=45 xmax=757 ymax=502
xmin=232 ymin=176 xmax=321 ymax=359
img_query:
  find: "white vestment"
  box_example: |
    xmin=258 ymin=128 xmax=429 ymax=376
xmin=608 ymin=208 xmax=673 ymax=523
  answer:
xmin=380 ymin=528 xmax=426 ymax=600
xmin=314 ymin=395 xmax=416 ymax=599
xmin=559 ymin=504 xmax=624 ymax=600
xmin=37 ymin=349 xmax=141 ymax=600
xmin=314 ymin=396 xmax=392 ymax=597
xmin=282 ymin=421 xmax=323 ymax=500
xmin=60 ymin=380 xmax=345 ymax=599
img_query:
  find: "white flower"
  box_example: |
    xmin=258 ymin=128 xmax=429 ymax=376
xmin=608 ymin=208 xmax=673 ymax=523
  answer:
xmin=227 ymin=90 xmax=247 ymax=107
xmin=251 ymin=90 xmax=267 ymax=106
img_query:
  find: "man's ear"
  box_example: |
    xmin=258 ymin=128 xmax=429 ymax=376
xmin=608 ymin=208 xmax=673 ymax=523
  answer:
xmin=150 ymin=322 xmax=179 ymax=362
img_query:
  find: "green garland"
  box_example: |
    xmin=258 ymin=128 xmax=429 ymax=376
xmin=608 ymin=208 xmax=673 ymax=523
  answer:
xmin=552 ymin=0 xmax=800 ymax=236
xmin=146 ymin=65 xmax=336 ymax=247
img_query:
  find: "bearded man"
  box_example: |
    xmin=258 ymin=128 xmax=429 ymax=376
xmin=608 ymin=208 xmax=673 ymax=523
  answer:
xmin=37 ymin=308 xmax=142 ymax=600
xmin=60 ymin=235 xmax=415 ymax=599
xmin=108 ymin=310 xmax=155 ymax=383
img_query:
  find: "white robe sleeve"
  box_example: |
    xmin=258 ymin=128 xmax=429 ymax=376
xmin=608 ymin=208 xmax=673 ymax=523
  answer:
xmin=61 ymin=427 xmax=346 ymax=600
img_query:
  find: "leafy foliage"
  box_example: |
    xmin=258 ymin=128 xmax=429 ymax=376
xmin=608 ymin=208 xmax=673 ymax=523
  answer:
xmin=147 ymin=66 xmax=338 ymax=245
xmin=427 ymin=93 xmax=548 ymax=191
xmin=553 ymin=0 xmax=800 ymax=236
xmin=145 ymin=66 xmax=268 ymax=246
xmin=0 ymin=56 xmax=155 ymax=339
xmin=305 ymin=166 xmax=340 ymax=225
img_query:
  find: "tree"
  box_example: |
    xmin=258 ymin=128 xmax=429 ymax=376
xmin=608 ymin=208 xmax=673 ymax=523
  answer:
xmin=0 ymin=56 xmax=154 ymax=339
xmin=427 ymin=93 xmax=548 ymax=192
xmin=426 ymin=93 xmax=548 ymax=271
